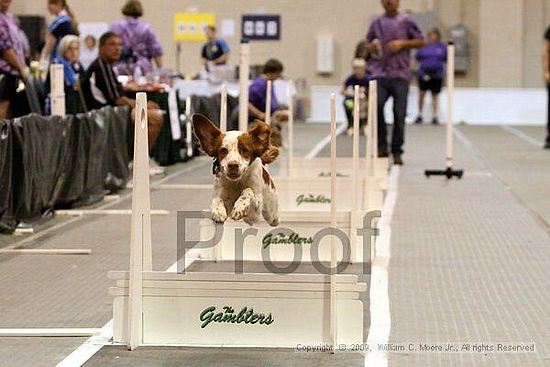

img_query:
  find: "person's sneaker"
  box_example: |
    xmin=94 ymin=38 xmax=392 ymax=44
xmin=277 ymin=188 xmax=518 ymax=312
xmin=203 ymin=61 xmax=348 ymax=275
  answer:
xmin=544 ymin=141 xmax=550 ymax=150
xmin=149 ymin=158 xmax=165 ymax=176
xmin=346 ymin=127 xmax=353 ymax=136
xmin=393 ymin=154 xmax=403 ymax=165
xmin=432 ymin=117 xmax=439 ymax=125
xmin=414 ymin=116 xmax=423 ymax=124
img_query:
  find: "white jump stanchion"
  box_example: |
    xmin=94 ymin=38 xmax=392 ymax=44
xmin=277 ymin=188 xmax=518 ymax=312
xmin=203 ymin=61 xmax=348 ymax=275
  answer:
xmin=50 ymin=64 xmax=65 ymax=116
xmin=366 ymin=80 xmax=376 ymax=178
xmin=220 ymin=84 xmax=227 ymax=132
xmin=352 ymin=85 xmax=360 ymax=210
xmin=185 ymin=96 xmax=193 ymax=157
xmin=127 ymin=92 xmax=153 ymax=350
xmin=265 ymin=80 xmax=272 ymax=125
xmin=287 ymin=81 xmax=294 ymax=173
xmin=238 ymin=39 xmax=250 ymax=132
xmin=371 ymin=81 xmax=379 ymax=167
xmin=329 ymin=93 xmax=337 ymax=351
xmin=425 ymin=42 xmax=464 ymax=179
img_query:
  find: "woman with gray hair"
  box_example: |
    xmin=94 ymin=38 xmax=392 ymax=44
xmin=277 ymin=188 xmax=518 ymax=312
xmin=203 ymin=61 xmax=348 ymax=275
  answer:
xmin=46 ymin=34 xmax=85 ymax=114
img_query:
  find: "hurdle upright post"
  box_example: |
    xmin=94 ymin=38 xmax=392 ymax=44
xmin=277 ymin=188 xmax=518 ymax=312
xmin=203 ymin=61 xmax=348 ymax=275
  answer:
xmin=352 ymin=85 xmax=360 ymax=210
xmin=366 ymin=80 xmax=376 ymax=178
xmin=371 ymin=80 xmax=379 ymax=173
xmin=329 ymin=93 xmax=338 ymax=350
xmin=238 ymin=39 xmax=250 ymax=132
xmin=220 ymin=83 xmax=227 ymax=132
xmin=185 ymin=96 xmax=193 ymax=157
xmin=127 ymin=93 xmax=153 ymax=350
xmin=287 ymin=81 xmax=294 ymax=174
xmin=50 ymin=64 xmax=65 ymax=116
xmin=424 ymin=42 xmax=463 ymax=179
xmin=265 ymin=80 xmax=272 ymax=125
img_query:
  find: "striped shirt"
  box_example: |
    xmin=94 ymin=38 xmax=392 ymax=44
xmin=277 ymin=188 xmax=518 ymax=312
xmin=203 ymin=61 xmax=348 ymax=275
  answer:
xmin=81 ymin=57 xmax=123 ymax=110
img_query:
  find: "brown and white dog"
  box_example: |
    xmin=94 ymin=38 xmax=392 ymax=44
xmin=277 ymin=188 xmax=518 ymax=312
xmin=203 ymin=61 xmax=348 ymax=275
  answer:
xmin=192 ymin=113 xmax=279 ymax=226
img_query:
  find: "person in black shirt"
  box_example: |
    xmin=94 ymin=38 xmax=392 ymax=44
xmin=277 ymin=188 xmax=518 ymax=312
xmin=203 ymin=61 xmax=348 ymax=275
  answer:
xmin=81 ymin=32 xmax=164 ymax=154
xmin=543 ymin=26 xmax=550 ymax=149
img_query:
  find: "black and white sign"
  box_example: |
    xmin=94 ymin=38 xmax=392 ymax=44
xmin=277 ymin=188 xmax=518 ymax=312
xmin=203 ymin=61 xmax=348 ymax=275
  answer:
xmin=241 ymin=15 xmax=280 ymax=40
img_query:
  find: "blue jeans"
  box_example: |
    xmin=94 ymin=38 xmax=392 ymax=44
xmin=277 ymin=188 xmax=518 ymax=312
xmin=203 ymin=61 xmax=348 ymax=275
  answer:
xmin=377 ymin=77 xmax=410 ymax=155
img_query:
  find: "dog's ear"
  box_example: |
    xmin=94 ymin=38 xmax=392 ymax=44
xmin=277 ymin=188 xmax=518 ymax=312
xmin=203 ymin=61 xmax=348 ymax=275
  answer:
xmin=192 ymin=113 xmax=223 ymax=157
xmin=248 ymin=120 xmax=271 ymax=158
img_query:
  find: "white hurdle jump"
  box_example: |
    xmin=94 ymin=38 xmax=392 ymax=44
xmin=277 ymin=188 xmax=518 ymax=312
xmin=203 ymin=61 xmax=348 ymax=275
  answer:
xmin=200 ymin=92 xmax=383 ymax=264
xmin=109 ymin=92 xmax=367 ymax=349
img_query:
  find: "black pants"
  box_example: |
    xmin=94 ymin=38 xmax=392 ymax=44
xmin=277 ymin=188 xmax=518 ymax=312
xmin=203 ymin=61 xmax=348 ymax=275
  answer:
xmin=547 ymin=84 xmax=550 ymax=144
xmin=377 ymin=77 xmax=409 ymax=155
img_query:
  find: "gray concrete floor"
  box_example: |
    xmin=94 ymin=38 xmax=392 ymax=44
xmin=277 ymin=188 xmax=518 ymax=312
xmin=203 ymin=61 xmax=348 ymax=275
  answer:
xmin=2 ymin=122 xmax=550 ymax=367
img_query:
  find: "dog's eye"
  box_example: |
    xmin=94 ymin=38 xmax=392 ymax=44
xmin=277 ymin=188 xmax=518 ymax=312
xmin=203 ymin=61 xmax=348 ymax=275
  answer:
xmin=240 ymin=147 xmax=249 ymax=155
xmin=219 ymin=147 xmax=228 ymax=156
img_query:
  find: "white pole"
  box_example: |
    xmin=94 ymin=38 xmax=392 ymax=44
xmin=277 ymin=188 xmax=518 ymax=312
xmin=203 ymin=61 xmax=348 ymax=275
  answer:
xmin=50 ymin=64 xmax=65 ymax=116
xmin=185 ymin=96 xmax=193 ymax=157
xmin=265 ymin=80 xmax=272 ymax=125
xmin=367 ymin=80 xmax=376 ymax=178
xmin=446 ymin=43 xmax=455 ymax=168
xmin=329 ymin=93 xmax=337 ymax=349
xmin=238 ymin=40 xmax=250 ymax=131
xmin=352 ymin=85 xmax=360 ymax=210
xmin=371 ymin=80 xmax=379 ymax=171
xmin=127 ymin=92 xmax=153 ymax=350
xmin=220 ymin=84 xmax=227 ymax=132
xmin=287 ymin=81 xmax=294 ymax=174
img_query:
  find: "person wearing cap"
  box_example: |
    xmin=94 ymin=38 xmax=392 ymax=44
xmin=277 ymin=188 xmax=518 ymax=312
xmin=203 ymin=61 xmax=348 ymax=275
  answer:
xmin=364 ymin=0 xmax=425 ymax=165
xmin=341 ymin=58 xmax=370 ymax=136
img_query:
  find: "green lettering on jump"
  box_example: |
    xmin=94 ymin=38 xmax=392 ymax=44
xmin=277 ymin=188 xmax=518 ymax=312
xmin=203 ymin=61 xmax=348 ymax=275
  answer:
xmin=199 ymin=306 xmax=274 ymax=329
xmin=262 ymin=232 xmax=314 ymax=249
xmin=296 ymin=194 xmax=331 ymax=206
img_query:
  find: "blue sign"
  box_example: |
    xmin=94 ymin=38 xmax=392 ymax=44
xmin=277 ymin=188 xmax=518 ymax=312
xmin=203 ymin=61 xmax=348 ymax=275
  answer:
xmin=242 ymin=15 xmax=281 ymax=41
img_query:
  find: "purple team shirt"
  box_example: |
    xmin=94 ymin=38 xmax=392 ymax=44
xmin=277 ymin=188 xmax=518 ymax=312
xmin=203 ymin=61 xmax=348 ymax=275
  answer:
xmin=249 ymin=76 xmax=279 ymax=118
xmin=0 ymin=10 xmax=25 ymax=76
xmin=416 ymin=42 xmax=447 ymax=80
xmin=109 ymin=17 xmax=163 ymax=75
xmin=366 ymin=12 xmax=423 ymax=81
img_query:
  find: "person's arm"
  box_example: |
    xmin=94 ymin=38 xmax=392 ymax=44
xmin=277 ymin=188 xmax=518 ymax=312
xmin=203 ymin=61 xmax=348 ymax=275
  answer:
xmin=114 ymin=96 xmax=136 ymax=108
xmin=364 ymin=22 xmax=381 ymax=54
xmin=40 ymin=33 xmax=56 ymax=62
xmin=543 ymin=40 xmax=550 ymax=83
xmin=3 ymin=49 xmax=27 ymax=81
xmin=153 ymin=55 xmax=163 ymax=68
xmin=387 ymin=38 xmax=425 ymax=53
xmin=248 ymin=102 xmax=266 ymax=120
xmin=214 ymin=52 xmax=229 ymax=65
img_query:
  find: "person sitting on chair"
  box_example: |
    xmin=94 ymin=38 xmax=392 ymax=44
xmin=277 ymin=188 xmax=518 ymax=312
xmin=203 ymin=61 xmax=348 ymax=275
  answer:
xmin=81 ymin=31 xmax=165 ymax=175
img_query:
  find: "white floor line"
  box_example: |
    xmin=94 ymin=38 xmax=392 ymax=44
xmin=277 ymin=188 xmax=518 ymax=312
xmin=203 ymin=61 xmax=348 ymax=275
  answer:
xmin=55 ymin=251 xmax=201 ymax=366
xmin=304 ymin=123 xmax=347 ymax=159
xmin=501 ymin=125 xmax=543 ymax=147
xmin=364 ymin=166 xmax=400 ymax=367
xmin=0 ymin=328 xmax=102 ymax=337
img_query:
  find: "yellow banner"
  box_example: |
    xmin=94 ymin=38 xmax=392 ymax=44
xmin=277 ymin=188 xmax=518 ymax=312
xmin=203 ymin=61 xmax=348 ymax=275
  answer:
xmin=174 ymin=13 xmax=215 ymax=42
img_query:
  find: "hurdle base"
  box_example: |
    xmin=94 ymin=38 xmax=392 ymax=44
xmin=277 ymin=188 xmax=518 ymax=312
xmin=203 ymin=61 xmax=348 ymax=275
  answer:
xmin=424 ymin=167 xmax=464 ymax=179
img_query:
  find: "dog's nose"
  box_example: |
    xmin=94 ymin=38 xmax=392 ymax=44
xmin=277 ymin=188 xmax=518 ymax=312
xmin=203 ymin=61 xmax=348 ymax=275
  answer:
xmin=227 ymin=163 xmax=239 ymax=172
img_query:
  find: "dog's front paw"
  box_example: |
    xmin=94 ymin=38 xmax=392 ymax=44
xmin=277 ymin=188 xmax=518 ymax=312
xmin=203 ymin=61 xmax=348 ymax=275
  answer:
xmin=269 ymin=218 xmax=279 ymax=227
xmin=212 ymin=204 xmax=227 ymax=223
xmin=231 ymin=200 xmax=250 ymax=221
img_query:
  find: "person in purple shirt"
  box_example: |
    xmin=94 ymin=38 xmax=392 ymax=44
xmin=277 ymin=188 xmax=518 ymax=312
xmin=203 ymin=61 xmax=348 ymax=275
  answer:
xmin=248 ymin=59 xmax=283 ymax=122
xmin=109 ymin=0 xmax=163 ymax=76
xmin=365 ymin=0 xmax=425 ymax=165
xmin=0 ymin=0 xmax=27 ymax=119
xmin=415 ymin=28 xmax=447 ymax=125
